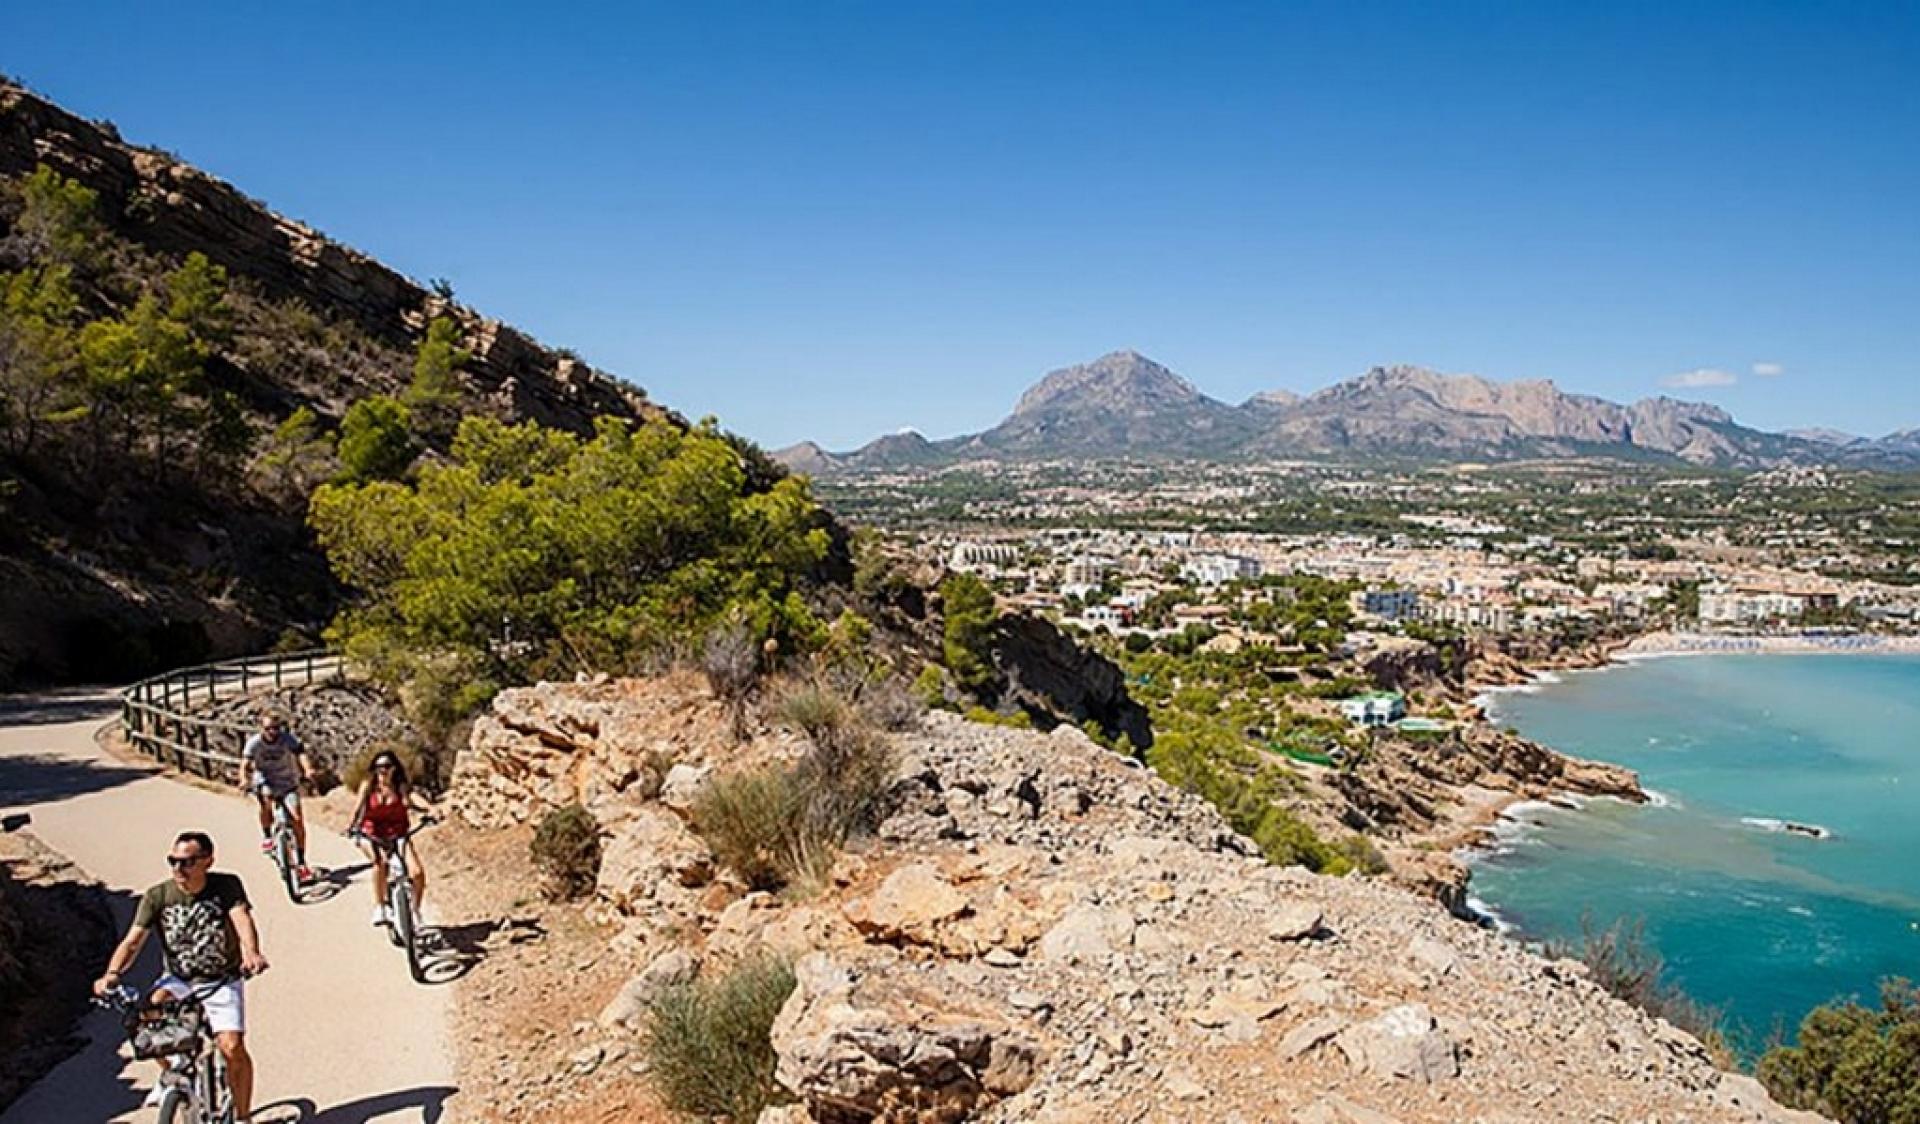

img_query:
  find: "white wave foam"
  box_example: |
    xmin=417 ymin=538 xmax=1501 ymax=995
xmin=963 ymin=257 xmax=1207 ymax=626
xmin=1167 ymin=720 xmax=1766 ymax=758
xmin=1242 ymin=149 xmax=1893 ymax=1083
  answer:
xmin=1465 ymin=896 xmax=1515 ymax=935
xmin=1643 ymin=788 xmax=1681 ymax=809
xmin=1740 ymin=816 xmax=1833 ymax=840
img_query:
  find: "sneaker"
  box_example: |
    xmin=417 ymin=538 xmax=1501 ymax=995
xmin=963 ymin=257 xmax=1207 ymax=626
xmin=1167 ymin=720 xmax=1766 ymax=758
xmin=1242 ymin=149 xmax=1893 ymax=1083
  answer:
xmin=143 ymin=1084 xmax=167 ymax=1109
xmin=296 ymin=865 xmax=314 ymax=884
xmin=371 ymin=906 xmax=389 ymax=927
xmin=259 ymin=837 xmax=273 ymax=854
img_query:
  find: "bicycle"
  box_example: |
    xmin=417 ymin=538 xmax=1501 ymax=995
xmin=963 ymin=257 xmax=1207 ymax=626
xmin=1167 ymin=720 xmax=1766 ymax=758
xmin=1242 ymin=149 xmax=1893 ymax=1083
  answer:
xmin=253 ymin=782 xmax=306 ymax=903
xmin=352 ymin=816 xmax=436 ymax=983
xmin=96 ymin=979 xmax=235 ymax=1124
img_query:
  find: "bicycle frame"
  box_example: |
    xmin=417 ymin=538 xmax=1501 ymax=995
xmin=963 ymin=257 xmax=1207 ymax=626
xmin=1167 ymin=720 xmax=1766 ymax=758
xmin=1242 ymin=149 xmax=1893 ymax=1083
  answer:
xmin=353 ymin=817 xmax=435 ymax=982
xmin=254 ymin=784 xmax=303 ymax=902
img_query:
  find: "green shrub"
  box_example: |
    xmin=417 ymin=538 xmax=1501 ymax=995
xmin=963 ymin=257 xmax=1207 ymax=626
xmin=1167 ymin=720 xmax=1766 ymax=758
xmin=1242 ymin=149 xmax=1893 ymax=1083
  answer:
xmin=644 ymin=953 xmax=797 ymax=1121
xmin=912 ymin=664 xmax=950 ymax=710
xmin=1757 ymin=978 xmax=1920 ymax=1123
xmin=1335 ymin=834 xmax=1391 ymax=876
xmin=530 ymin=804 xmax=601 ymax=901
xmin=693 ymin=768 xmax=812 ymax=891
xmin=693 ymin=721 xmax=895 ymax=892
xmin=962 ymin=705 xmax=1032 ymax=730
xmin=773 ymin=681 xmax=854 ymax=749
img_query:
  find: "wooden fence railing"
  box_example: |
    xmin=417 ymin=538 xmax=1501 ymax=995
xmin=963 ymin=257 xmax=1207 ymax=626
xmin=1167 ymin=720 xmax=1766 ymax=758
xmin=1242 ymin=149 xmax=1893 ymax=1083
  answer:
xmin=120 ymin=650 xmax=342 ymax=779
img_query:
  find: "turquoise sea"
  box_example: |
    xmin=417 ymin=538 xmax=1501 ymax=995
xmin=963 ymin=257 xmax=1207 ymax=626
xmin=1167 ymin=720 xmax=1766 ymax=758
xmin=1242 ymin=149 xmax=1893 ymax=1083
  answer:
xmin=1468 ymin=654 xmax=1920 ymax=1044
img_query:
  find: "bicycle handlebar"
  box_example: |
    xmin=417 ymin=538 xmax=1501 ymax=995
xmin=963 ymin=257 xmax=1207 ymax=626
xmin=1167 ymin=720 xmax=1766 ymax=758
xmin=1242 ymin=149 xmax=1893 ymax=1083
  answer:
xmin=93 ymin=976 xmax=242 ymax=1013
xmin=347 ymin=815 xmax=437 ymax=844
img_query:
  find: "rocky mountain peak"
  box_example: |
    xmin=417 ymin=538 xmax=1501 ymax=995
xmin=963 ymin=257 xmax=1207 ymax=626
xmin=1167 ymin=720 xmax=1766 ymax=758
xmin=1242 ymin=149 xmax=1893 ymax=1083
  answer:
xmin=1012 ymin=350 xmax=1208 ymax=417
xmin=1243 ymin=388 xmax=1301 ymax=409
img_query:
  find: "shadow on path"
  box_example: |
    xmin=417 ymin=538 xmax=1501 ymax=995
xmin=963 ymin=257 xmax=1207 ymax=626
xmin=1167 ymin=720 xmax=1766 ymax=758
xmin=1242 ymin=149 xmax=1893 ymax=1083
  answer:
xmin=0 ymin=752 xmax=150 ymax=807
xmin=0 ymin=692 xmax=118 ymax=730
xmin=256 ymin=1084 xmax=456 ymax=1124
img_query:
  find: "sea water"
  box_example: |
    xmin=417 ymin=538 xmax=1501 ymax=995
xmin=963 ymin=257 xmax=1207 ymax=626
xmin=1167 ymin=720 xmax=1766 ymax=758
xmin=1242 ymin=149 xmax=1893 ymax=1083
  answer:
xmin=1468 ymin=654 xmax=1920 ymax=1044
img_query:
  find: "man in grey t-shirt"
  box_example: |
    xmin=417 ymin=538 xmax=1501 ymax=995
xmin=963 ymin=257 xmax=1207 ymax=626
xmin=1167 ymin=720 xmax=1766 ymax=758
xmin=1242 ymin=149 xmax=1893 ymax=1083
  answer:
xmin=238 ymin=714 xmax=316 ymax=881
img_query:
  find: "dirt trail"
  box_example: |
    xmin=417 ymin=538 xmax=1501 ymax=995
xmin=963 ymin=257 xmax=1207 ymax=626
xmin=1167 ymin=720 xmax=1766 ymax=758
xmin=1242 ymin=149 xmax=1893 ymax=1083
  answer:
xmin=0 ymin=690 xmax=457 ymax=1123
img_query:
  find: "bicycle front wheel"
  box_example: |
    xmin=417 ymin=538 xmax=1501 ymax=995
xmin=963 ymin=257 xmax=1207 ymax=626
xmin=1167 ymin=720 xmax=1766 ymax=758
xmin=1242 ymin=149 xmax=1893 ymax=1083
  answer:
xmin=277 ymin=832 xmax=300 ymax=903
xmin=397 ymin=883 xmax=427 ymax=983
xmin=153 ymin=1088 xmax=188 ymax=1124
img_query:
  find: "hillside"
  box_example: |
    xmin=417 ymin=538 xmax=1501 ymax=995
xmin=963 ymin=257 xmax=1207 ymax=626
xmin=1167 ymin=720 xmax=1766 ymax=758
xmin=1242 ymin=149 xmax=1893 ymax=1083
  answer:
xmin=0 ymin=78 xmax=666 ymax=686
xmin=438 ymin=674 xmax=1820 ymax=1124
xmin=781 ymin=353 xmax=1920 ymax=473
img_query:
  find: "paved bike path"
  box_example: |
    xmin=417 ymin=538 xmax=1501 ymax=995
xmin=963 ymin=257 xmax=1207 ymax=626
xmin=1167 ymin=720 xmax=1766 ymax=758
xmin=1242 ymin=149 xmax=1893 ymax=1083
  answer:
xmin=0 ymin=691 xmax=457 ymax=1123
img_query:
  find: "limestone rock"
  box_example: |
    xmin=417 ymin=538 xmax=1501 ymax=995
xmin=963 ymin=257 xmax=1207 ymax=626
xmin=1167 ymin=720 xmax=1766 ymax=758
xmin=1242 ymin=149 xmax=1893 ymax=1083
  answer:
xmin=660 ymin=763 xmax=713 ymax=810
xmin=845 ymin=863 xmax=970 ymax=946
xmin=596 ymin=807 xmax=712 ymax=913
xmin=1337 ymin=1004 xmax=1460 ymax=1083
xmin=1036 ymin=904 xmax=1132 ymax=966
xmin=597 ymin=948 xmax=697 ymax=1029
xmin=1266 ymin=902 xmax=1326 ymax=942
xmin=770 ymin=954 xmax=1043 ymax=1123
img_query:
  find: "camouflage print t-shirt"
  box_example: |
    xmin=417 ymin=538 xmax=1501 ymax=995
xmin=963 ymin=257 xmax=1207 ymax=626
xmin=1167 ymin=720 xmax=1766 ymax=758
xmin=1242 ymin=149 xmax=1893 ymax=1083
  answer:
xmin=135 ymin=873 xmax=249 ymax=981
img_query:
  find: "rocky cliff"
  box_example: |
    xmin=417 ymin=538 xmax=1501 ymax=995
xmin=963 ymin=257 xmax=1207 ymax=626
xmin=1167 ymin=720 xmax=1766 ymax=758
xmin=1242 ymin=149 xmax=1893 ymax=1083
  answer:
xmin=0 ymin=79 xmax=661 ymax=433
xmin=446 ymin=675 xmax=1820 ymax=1124
xmin=0 ymin=79 xmax=676 ymax=686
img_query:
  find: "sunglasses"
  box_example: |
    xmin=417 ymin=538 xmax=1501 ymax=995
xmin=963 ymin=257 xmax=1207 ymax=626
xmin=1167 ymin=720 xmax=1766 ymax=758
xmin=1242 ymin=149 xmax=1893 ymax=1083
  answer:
xmin=167 ymin=855 xmax=206 ymax=869
xmin=373 ymin=762 xmax=397 ymax=771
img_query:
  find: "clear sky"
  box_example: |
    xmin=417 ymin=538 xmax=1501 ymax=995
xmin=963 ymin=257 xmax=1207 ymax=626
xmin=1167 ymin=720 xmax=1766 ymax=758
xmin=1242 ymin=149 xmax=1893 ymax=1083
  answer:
xmin=7 ymin=2 xmax=1917 ymax=448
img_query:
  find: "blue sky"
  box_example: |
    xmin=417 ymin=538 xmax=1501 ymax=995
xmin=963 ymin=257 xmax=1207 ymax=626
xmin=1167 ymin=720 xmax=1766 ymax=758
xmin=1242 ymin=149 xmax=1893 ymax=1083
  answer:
xmin=7 ymin=2 xmax=1917 ymax=448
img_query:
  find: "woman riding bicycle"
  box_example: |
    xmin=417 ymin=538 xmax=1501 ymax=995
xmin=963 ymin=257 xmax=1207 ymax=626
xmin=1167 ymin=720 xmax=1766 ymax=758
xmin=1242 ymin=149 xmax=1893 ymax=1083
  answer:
xmin=346 ymin=749 xmax=429 ymax=927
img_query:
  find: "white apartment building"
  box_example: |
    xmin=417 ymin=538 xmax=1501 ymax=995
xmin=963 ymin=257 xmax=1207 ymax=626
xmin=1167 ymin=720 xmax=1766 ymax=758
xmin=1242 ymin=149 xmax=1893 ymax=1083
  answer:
xmin=1698 ymin=584 xmax=1806 ymax=626
xmin=1182 ymin=554 xmax=1263 ymax=587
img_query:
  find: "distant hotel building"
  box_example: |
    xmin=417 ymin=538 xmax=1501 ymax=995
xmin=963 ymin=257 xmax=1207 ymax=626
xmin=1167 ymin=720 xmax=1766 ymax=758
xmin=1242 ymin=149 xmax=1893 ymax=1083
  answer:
xmin=1181 ymin=554 xmax=1262 ymax=587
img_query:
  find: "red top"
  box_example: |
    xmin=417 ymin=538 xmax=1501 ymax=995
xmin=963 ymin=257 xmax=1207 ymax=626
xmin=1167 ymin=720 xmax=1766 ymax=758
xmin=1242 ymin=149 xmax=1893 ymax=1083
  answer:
xmin=360 ymin=787 xmax=409 ymax=841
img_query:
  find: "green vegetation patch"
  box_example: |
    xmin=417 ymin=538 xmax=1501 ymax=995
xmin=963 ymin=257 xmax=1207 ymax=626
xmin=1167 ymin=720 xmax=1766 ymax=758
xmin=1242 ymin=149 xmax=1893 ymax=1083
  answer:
xmin=311 ymin=415 xmax=831 ymax=706
xmin=644 ymin=953 xmax=797 ymax=1122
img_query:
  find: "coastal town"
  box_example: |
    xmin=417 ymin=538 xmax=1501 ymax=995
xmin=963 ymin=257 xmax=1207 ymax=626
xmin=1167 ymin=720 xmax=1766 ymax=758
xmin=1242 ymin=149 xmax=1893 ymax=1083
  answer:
xmin=825 ymin=457 xmax=1920 ymax=678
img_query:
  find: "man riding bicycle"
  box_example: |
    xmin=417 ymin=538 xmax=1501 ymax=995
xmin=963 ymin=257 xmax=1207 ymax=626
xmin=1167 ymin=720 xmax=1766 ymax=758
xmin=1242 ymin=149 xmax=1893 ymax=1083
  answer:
xmin=94 ymin=831 xmax=270 ymax=1123
xmin=239 ymin=713 xmax=316 ymax=884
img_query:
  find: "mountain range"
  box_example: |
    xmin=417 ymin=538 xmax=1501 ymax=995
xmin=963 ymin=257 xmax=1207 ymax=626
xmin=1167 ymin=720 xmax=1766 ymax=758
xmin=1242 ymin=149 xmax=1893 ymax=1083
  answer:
xmin=776 ymin=351 xmax=1920 ymax=472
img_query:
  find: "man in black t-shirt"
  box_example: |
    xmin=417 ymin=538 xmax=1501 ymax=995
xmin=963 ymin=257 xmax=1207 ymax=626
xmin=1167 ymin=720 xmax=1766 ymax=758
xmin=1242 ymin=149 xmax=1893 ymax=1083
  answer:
xmin=95 ymin=831 xmax=270 ymax=1124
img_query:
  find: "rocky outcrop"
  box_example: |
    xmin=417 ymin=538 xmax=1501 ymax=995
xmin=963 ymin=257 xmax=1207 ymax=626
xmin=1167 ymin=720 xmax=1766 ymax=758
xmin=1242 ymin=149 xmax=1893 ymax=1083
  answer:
xmin=450 ymin=671 xmax=804 ymax=829
xmin=450 ymin=676 xmax=1818 ymax=1124
xmin=986 ymin=614 xmax=1153 ymax=750
xmin=771 ymin=953 xmax=1044 ymax=1123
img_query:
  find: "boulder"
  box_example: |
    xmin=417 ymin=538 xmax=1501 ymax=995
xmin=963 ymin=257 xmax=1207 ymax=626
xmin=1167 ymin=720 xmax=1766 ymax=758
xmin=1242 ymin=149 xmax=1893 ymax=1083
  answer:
xmin=770 ymin=954 xmax=1043 ymax=1123
xmin=1036 ymin=904 xmax=1133 ymax=966
xmin=597 ymin=947 xmax=698 ymax=1029
xmin=845 ymin=864 xmax=970 ymax=947
xmin=1266 ymin=902 xmax=1326 ymax=942
xmin=1336 ymin=1004 xmax=1460 ymax=1082
xmin=660 ymin=763 xmax=713 ymax=810
xmin=595 ymin=807 xmax=713 ymax=913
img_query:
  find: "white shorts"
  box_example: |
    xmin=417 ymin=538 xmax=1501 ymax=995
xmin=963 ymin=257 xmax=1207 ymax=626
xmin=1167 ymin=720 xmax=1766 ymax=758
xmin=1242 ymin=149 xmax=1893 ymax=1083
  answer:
xmin=153 ymin=975 xmax=245 ymax=1036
